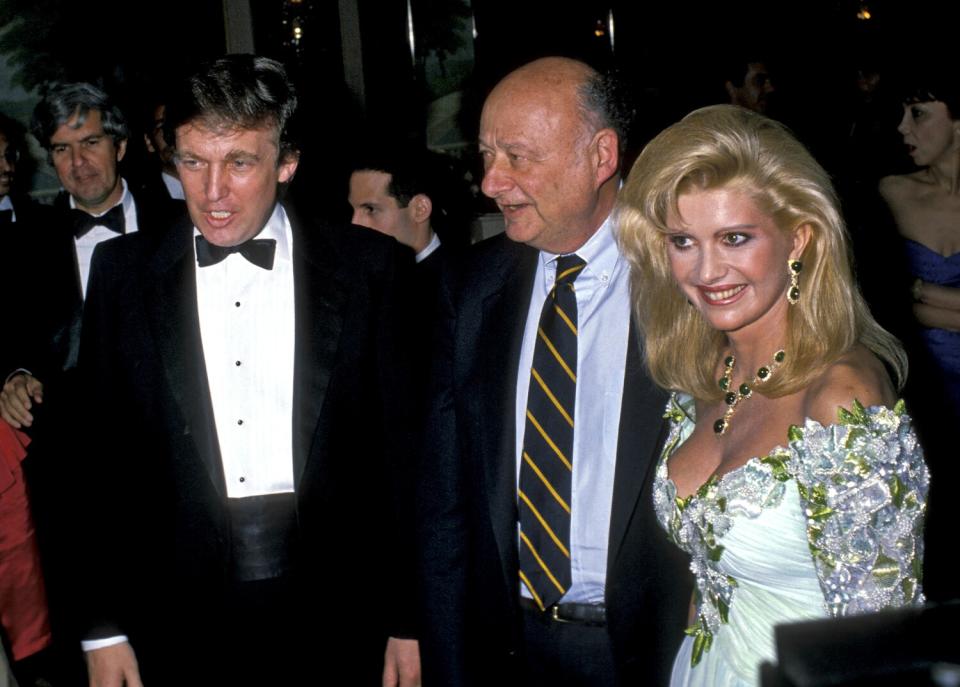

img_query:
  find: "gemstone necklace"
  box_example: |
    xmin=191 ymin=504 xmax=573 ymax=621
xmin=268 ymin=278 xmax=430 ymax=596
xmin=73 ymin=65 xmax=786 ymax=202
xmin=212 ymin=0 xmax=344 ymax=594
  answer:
xmin=713 ymin=349 xmax=786 ymax=435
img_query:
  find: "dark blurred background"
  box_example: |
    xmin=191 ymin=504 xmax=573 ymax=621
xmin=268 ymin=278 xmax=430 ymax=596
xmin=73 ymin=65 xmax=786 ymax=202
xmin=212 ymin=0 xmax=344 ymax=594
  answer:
xmin=0 ymin=0 xmax=949 ymax=218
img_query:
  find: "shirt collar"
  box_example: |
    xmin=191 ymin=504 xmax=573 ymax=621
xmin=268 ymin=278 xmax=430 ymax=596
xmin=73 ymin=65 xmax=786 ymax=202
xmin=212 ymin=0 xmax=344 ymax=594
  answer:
xmin=161 ymin=171 xmax=185 ymax=200
xmin=0 ymin=195 xmax=13 ymax=212
xmin=538 ymin=212 xmax=620 ymax=282
xmin=415 ymin=231 xmax=441 ymax=263
xmin=68 ymin=178 xmax=131 ymax=217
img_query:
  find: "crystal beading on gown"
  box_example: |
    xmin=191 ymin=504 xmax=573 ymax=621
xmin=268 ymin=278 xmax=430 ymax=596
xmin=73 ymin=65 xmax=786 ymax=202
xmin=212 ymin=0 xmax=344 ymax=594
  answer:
xmin=653 ymin=394 xmax=928 ymax=687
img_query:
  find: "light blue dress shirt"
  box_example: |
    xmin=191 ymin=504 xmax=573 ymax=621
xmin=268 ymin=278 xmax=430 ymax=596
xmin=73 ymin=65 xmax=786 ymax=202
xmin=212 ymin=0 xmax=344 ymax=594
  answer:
xmin=515 ymin=214 xmax=631 ymax=605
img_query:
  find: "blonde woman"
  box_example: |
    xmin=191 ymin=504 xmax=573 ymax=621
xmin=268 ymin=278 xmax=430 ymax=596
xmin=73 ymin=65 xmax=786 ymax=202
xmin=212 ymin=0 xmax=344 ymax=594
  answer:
xmin=618 ymin=105 xmax=928 ymax=686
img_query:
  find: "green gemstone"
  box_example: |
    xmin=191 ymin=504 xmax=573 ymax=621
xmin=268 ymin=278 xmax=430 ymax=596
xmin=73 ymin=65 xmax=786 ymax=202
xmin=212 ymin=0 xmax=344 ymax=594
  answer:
xmin=719 ymin=377 xmax=729 ymax=391
xmin=774 ymin=350 xmax=785 ymax=363
xmin=757 ymin=367 xmax=770 ymax=380
xmin=725 ymin=392 xmax=737 ymax=405
xmin=713 ymin=418 xmax=726 ymax=434
xmin=789 ymin=287 xmax=800 ymax=301
xmin=724 ymin=355 xmax=735 ymax=368
xmin=790 ymin=260 xmax=802 ymax=273
xmin=739 ymin=383 xmax=751 ymax=397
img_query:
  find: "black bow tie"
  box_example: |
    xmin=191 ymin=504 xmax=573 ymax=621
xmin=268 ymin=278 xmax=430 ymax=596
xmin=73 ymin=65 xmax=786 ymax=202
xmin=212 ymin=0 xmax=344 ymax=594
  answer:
xmin=0 ymin=209 xmax=12 ymax=225
xmin=195 ymin=234 xmax=276 ymax=270
xmin=72 ymin=204 xmax=125 ymax=238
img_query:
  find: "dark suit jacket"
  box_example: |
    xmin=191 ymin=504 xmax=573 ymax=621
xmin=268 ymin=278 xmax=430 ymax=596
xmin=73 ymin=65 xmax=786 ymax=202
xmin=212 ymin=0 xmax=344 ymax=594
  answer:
xmin=75 ymin=210 xmax=418 ymax=681
xmin=0 ymin=195 xmax=52 ymax=376
xmin=418 ymin=234 xmax=691 ymax=687
xmin=2 ymin=189 xmax=181 ymax=652
xmin=5 ymin=188 xmax=180 ymax=387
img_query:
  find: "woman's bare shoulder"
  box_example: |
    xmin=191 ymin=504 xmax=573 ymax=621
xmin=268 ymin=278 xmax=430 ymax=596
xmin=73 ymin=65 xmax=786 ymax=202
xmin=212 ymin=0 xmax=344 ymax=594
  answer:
xmin=802 ymin=347 xmax=896 ymax=427
xmin=878 ymin=172 xmax=926 ymax=204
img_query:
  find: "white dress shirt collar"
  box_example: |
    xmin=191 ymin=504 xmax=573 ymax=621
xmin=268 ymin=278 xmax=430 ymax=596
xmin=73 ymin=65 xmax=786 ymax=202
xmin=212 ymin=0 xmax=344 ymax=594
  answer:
xmin=69 ymin=177 xmax=132 ymax=218
xmin=538 ymin=213 xmax=621 ymax=294
xmin=415 ymin=231 xmax=441 ymax=263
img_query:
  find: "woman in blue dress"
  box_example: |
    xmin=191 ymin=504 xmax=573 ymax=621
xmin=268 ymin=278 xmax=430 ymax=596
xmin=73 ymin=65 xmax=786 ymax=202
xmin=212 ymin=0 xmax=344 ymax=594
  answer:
xmin=878 ymin=72 xmax=960 ymax=417
xmin=617 ymin=105 xmax=928 ymax=686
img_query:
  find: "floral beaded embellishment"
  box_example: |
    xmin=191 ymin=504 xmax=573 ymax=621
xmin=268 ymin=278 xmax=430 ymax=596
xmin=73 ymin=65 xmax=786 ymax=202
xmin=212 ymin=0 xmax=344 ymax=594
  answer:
xmin=654 ymin=395 xmax=928 ymax=668
xmin=656 ymin=395 xmax=791 ymax=666
xmin=788 ymin=399 xmax=927 ymax=616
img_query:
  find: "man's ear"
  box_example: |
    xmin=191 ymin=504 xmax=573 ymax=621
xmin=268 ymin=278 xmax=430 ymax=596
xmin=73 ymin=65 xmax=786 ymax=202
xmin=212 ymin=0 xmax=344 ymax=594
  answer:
xmin=725 ymin=80 xmax=738 ymax=102
xmin=116 ymin=138 xmax=127 ymax=163
xmin=278 ymin=150 xmax=300 ymax=184
xmin=143 ymin=133 xmax=156 ymax=155
xmin=411 ymin=193 xmax=432 ymax=224
xmin=593 ymin=128 xmax=619 ymax=186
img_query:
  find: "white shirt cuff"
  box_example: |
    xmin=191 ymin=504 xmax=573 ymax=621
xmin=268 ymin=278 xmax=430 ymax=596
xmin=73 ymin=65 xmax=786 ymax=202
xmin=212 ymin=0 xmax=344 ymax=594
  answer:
xmin=82 ymin=635 xmax=129 ymax=652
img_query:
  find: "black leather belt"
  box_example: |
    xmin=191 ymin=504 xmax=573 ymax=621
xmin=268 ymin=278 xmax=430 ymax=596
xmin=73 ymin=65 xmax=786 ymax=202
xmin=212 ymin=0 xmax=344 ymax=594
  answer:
xmin=520 ymin=597 xmax=607 ymax=626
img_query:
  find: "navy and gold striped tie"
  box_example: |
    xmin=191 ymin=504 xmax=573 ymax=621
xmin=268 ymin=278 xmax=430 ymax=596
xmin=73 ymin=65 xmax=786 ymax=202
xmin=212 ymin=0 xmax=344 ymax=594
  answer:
xmin=518 ymin=253 xmax=586 ymax=610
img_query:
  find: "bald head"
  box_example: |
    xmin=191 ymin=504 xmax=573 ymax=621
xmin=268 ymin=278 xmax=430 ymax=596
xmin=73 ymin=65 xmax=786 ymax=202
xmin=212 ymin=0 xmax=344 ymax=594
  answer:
xmin=491 ymin=58 xmax=603 ymax=140
xmin=479 ymin=57 xmax=622 ymax=253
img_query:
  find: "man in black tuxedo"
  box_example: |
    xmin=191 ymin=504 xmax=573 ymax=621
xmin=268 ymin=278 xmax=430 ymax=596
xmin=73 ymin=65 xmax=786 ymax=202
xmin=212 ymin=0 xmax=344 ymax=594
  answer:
xmin=1 ymin=82 xmax=176 ymax=428
xmin=0 ymin=85 xmax=178 ymax=685
xmin=418 ymin=57 xmax=690 ymax=686
xmin=78 ymin=55 xmax=420 ymax=687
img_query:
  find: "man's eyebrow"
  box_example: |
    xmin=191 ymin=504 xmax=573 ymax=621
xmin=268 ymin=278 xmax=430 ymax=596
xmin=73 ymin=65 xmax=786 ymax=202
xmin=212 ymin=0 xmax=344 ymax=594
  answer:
xmin=224 ymin=149 xmax=261 ymax=160
xmin=501 ymin=141 xmax=532 ymax=153
xmin=477 ymin=138 xmax=535 ymax=155
xmin=50 ymin=132 xmax=104 ymax=146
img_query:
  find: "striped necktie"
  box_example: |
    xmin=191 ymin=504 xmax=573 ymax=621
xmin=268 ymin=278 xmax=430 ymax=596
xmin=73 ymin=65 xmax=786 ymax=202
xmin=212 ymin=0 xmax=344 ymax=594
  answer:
xmin=518 ymin=253 xmax=586 ymax=610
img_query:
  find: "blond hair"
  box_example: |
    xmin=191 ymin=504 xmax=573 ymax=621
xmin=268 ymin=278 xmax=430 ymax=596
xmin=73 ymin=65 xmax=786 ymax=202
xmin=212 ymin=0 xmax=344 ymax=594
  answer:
xmin=617 ymin=105 xmax=905 ymax=400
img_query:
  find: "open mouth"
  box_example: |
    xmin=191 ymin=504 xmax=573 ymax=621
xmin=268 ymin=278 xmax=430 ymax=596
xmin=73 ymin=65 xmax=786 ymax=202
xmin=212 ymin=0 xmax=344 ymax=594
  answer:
xmin=700 ymin=285 xmax=746 ymax=303
xmin=499 ymin=202 xmax=529 ymax=215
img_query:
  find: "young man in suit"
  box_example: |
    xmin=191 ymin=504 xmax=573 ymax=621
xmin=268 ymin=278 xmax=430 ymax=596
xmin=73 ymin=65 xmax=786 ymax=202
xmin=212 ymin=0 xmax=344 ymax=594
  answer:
xmin=418 ymin=57 xmax=691 ymax=686
xmin=348 ymin=149 xmax=442 ymax=266
xmin=78 ymin=56 xmax=420 ymax=686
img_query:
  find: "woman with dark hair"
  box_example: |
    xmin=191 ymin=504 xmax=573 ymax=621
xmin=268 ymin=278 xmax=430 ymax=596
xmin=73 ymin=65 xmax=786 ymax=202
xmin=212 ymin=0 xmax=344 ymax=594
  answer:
xmin=618 ymin=105 xmax=928 ymax=686
xmin=878 ymin=74 xmax=960 ymax=416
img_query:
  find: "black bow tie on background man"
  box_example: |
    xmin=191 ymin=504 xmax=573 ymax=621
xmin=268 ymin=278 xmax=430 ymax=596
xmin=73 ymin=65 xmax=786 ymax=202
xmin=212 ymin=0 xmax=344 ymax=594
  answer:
xmin=195 ymin=234 xmax=276 ymax=270
xmin=72 ymin=204 xmax=125 ymax=238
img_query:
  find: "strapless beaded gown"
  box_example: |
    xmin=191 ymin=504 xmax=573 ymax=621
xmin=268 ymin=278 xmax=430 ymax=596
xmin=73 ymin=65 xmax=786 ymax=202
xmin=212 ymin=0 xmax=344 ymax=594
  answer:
xmin=654 ymin=395 xmax=928 ymax=687
xmin=904 ymin=238 xmax=960 ymax=412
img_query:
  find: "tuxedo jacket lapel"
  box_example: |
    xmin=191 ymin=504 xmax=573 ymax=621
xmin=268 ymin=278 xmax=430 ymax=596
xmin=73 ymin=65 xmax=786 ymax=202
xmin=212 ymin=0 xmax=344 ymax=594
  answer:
xmin=50 ymin=199 xmax=85 ymax=372
xmin=290 ymin=225 xmax=346 ymax=488
xmin=145 ymin=219 xmax=224 ymax=494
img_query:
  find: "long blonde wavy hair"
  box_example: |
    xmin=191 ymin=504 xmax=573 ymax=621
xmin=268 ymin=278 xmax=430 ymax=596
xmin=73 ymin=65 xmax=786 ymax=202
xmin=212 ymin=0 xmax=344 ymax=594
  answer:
xmin=617 ymin=105 xmax=906 ymax=400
